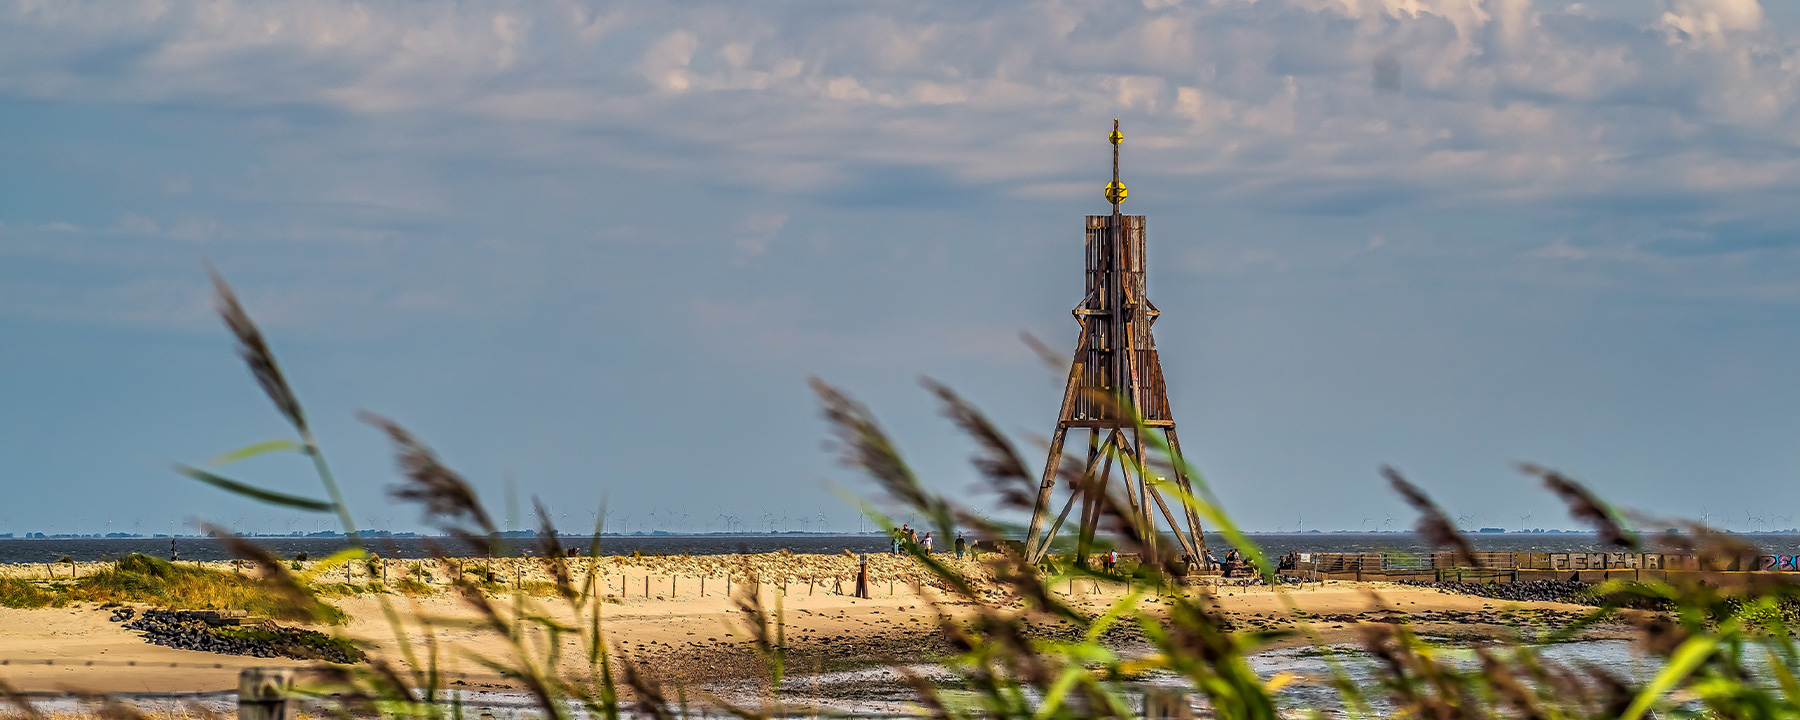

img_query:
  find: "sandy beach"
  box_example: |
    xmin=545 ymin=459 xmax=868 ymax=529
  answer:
xmin=0 ymin=553 xmax=1610 ymax=697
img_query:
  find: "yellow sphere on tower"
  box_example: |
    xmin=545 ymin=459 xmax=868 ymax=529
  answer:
xmin=1105 ymin=181 xmax=1128 ymax=204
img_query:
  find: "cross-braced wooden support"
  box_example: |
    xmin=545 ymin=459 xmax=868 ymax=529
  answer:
xmin=1022 ymin=121 xmax=1208 ymax=566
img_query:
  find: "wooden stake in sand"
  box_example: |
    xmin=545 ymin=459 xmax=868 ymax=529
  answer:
xmin=239 ymin=668 xmax=295 ymax=720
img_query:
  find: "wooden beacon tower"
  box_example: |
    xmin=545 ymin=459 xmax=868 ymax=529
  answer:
xmin=1022 ymin=121 xmax=1208 ymax=566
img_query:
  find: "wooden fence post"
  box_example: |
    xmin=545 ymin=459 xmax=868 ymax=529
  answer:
xmin=1142 ymin=688 xmax=1192 ymax=719
xmin=239 ymin=668 xmax=294 ymax=720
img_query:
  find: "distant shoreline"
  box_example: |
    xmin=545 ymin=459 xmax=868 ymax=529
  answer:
xmin=4 ymin=531 xmax=1798 ymax=564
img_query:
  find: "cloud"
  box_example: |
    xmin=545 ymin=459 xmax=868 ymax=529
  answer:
xmin=2 ymin=0 xmax=1798 ymax=291
xmin=1661 ymin=0 xmax=1764 ymax=42
xmin=734 ymin=211 xmax=788 ymax=258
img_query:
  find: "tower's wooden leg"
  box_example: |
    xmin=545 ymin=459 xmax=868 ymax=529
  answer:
xmin=1039 ymin=483 xmax=1080 ymax=560
xmin=1074 ymin=430 xmax=1100 ymax=567
xmin=1163 ymin=427 xmax=1208 ymax=563
xmin=1024 ymin=327 xmax=1089 ymax=562
xmin=1034 ymin=432 xmax=1110 ymax=563
xmin=1148 ymin=486 xmax=1200 ymax=563
xmin=1108 ymin=432 xmax=1198 ymax=563
xmin=1088 ymin=432 xmax=1117 ymax=539
xmin=1023 ymin=426 xmax=1069 ymax=561
xmin=1111 ymin=434 xmax=1140 ymax=523
xmin=1131 ymin=428 xmax=1152 ymax=556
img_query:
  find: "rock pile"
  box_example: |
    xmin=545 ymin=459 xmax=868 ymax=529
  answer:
xmin=120 ymin=609 xmax=364 ymax=663
xmin=1402 ymin=579 xmax=1593 ymax=605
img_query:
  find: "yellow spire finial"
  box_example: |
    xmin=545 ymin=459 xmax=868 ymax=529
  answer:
xmin=1105 ymin=119 xmax=1127 ymax=207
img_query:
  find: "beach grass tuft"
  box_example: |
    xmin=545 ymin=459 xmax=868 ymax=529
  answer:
xmin=0 ymin=554 xmax=347 ymax=623
xmin=0 ymin=577 xmax=59 ymax=609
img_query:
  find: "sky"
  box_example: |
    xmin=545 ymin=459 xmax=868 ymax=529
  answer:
xmin=3 ymin=0 xmax=1799 ymax=537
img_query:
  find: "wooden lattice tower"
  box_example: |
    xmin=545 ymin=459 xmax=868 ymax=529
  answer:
xmin=1022 ymin=121 xmax=1208 ymax=565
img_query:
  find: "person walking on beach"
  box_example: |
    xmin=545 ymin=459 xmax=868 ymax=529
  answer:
xmin=922 ymin=532 xmax=934 ymax=553
xmin=955 ymin=532 xmax=966 ymax=559
xmin=1104 ymin=549 xmax=1117 ymax=572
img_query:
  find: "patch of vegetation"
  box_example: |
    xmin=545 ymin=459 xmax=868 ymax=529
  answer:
xmin=518 ymin=580 xmax=561 ymax=597
xmin=214 ymin=624 xmax=364 ymax=663
xmin=312 ymin=582 xmax=379 ymax=596
xmin=395 ymin=577 xmax=432 ymax=595
xmin=70 ymin=554 xmax=344 ymax=623
xmin=0 ymin=577 xmax=61 ymax=609
xmin=1 ymin=555 xmax=346 ymax=623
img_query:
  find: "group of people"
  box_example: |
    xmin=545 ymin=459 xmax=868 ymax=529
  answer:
xmin=891 ymin=524 xmax=970 ymax=558
xmin=1204 ymin=549 xmax=1302 ymax=578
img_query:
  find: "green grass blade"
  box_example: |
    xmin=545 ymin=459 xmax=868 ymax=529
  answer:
xmin=206 ymin=438 xmax=303 ymax=467
xmin=1621 ymin=633 xmax=1718 ymax=720
xmin=176 ymin=464 xmax=337 ymax=512
xmin=1031 ymin=665 xmax=1088 ymax=720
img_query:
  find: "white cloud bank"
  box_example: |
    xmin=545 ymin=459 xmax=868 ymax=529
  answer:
xmin=0 ymin=0 xmax=1793 ymax=219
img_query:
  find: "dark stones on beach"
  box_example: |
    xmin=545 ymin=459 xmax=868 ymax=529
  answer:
xmin=1403 ymin=579 xmax=1592 ymax=605
xmin=122 ymin=609 xmax=364 ymax=664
